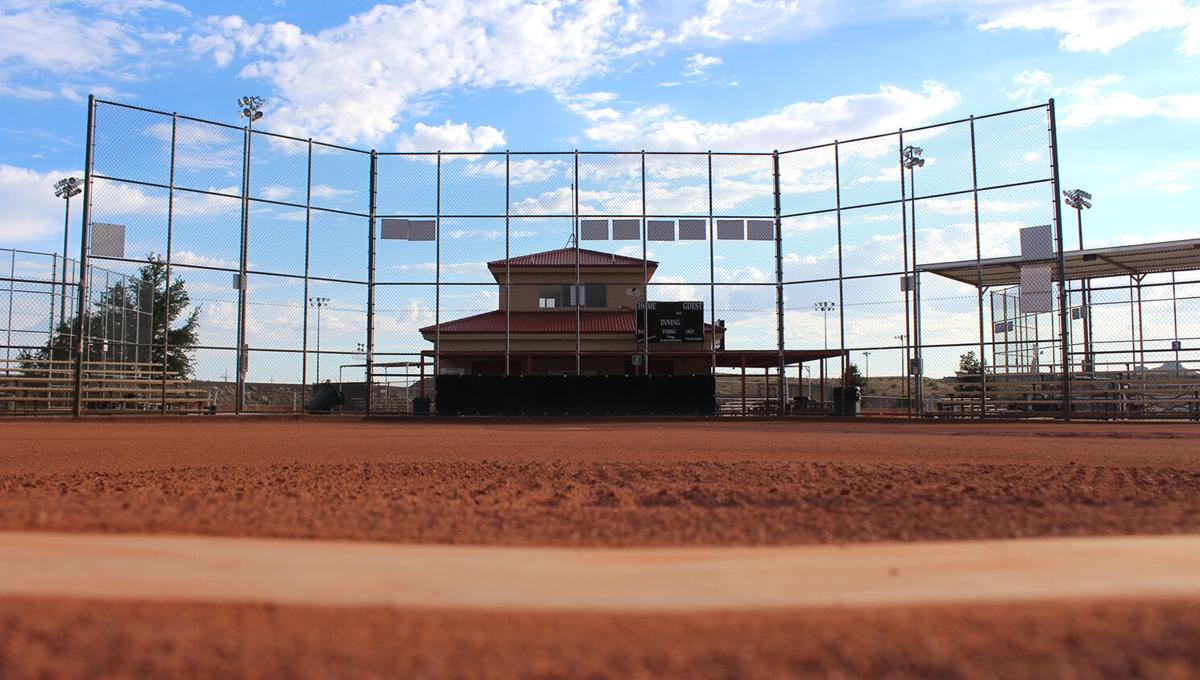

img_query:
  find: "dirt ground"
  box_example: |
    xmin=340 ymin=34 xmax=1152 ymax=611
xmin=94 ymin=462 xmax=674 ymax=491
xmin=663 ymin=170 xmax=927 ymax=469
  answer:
xmin=1 ymin=417 xmax=1199 ymax=677
xmin=3 ymin=598 xmax=1199 ymax=679
xmin=1 ymin=419 xmax=1198 ymax=546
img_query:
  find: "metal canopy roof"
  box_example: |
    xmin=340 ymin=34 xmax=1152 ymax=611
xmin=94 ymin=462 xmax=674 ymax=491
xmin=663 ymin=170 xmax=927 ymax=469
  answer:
xmin=919 ymin=237 xmax=1200 ymax=288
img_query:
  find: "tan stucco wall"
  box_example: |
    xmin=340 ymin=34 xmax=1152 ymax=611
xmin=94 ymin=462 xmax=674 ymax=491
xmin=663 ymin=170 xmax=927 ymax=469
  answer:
xmin=493 ymin=268 xmax=652 ymax=312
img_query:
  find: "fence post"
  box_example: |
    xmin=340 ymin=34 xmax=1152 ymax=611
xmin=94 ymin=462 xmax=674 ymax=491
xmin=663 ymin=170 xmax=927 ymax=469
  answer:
xmin=434 ymin=152 xmax=441 ymax=380
xmin=573 ymin=150 xmax=581 ymax=376
xmin=898 ymin=129 xmax=912 ymax=417
xmin=773 ymin=150 xmax=785 ymax=415
xmin=969 ymin=116 xmax=986 ymax=418
xmin=5 ymin=250 xmax=13 ymax=367
xmin=504 ymin=151 xmax=511 ymax=375
xmin=640 ymin=151 xmax=649 ymax=374
xmin=366 ymin=150 xmax=377 ymax=416
xmin=300 ymin=139 xmax=312 ymax=412
xmin=235 ymin=115 xmax=251 ymax=414
xmin=707 ymin=152 xmax=716 ymax=376
xmin=161 ymin=113 xmax=177 ymax=413
xmin=1048 ymin=98 xmax=1072 ymax=419
xmin=72 ymin=95 xmax=97 ymax=417
xmin=834 ymin=141 xmax=846 ymax=390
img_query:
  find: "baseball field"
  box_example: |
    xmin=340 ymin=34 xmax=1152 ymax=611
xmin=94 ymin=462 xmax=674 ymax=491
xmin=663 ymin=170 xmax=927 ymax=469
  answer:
xmin=1 ymin=418 xmax=1198 ymax=677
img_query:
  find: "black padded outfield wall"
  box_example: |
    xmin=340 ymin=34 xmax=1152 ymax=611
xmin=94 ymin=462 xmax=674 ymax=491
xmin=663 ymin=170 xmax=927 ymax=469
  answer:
xmin=435 ymin=375 xmax=716 ymax=416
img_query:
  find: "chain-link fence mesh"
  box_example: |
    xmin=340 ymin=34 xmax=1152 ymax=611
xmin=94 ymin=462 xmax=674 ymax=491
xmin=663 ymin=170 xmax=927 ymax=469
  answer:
xmin=5 ymin=97 xmax=1197 ymax=417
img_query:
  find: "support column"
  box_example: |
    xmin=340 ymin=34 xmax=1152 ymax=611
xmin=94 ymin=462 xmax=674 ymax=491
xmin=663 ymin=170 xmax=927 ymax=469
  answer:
xmin=161 ymin=113 xmax=177 ymax=413
xmin=300 ymin=139 xmax=312 ymax=411
xmin=898 ymin=129 xmax=912 ymax=418
xmin=772 ymin=151 xmax=785 ymax=415
xmin=1048 ymin=98 xmax=1072 ymax=418
xmin=366 ymin=150 xmax=378 ymax=416
xmin=970 ymin=116 xmax=986 ymax=419
xmin=72 ymin=95 xmax=97 ymax=417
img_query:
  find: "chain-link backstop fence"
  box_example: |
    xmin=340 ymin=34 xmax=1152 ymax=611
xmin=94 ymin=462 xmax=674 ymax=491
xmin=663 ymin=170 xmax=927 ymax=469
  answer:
xmin=2 ymin=96 xmax=1197 ymax=417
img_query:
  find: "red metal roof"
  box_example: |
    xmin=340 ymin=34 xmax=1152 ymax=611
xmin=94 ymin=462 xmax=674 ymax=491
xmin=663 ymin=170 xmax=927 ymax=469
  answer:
xmin=422 ymin=310 xmax=637 ymax=335
xmin=487 ymin=248 xmax=656 ymax=269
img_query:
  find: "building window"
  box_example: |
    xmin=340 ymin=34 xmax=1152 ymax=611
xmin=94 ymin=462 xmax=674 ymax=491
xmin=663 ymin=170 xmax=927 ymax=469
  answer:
xmin=539 ymin=284 xmax=608 ymax=308
xmin=538 ymin=286 xmax=563 ymax=308
xmin=582 ymin=284 xmax=607 ymax=308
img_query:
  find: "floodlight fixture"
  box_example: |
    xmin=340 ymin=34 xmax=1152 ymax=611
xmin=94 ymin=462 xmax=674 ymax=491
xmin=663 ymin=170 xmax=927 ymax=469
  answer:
xmin=813 ymin=301 xmax=836 ymax=350
xmin=53 ymin=176 xmax=82 ymax=199
xmin=1063 ymin=188 xmax=1092 ymax=210
xmin=902 ymin=145 xmax=925 ymax=169
xmin=238 ymin=96 xmax=265 ymax=121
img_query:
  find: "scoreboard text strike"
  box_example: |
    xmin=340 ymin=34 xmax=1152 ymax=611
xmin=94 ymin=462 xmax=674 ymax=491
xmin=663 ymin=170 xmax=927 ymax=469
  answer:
xmin=636 ymin=301 xmax=704 ymax=343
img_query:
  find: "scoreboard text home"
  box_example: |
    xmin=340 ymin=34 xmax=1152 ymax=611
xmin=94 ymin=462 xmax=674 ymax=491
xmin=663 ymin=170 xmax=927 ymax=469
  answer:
xmin=637 ymin=301 xmax=706 ymax=344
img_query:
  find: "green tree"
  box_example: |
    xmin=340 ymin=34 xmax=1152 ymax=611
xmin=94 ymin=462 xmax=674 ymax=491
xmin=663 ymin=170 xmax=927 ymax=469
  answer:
xmin=958 ymin=351 xmax=984 ymax=375
xmin=846 ymin=363 xmax=867 ymax=390
xmin=955 ymin=351 xmax=986 ymax=392
xmin=21 ymin=254 xmax=201 ymax=378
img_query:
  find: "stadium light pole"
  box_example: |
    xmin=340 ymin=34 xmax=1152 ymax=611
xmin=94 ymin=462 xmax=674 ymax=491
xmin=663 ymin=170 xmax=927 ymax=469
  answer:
xmin=235 ymin=96 xmax=265 ymax=413
xmin=902 ymin=145 xmax=925 ymax=413
xmin=1064 ymin=188 xmax=1093 ymax=370
xmin=814 ymin=301 xmax=835 ymax=349
xmin=310 ymin=296 xmax=329 ymax=383
xmin=814 ymin=301 xmax=835 ymax=391
xmin=53 ymin=177 xmax=83 ymax=328
xmin=863 ymin=350 xmax=870 ymax=391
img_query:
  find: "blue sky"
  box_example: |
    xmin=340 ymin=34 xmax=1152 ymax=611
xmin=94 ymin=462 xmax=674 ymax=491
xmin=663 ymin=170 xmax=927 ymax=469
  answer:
xmin=2 ymin=0 xmax=1198 ymax=249
xmin=1 ymin=0 xmax=1198 ymax=381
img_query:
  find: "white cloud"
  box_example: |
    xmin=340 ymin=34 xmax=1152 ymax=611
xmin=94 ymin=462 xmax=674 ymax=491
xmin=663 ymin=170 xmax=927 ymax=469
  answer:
xmin=0 ymin=1 xmax=185 ymax=100
xmin=1133 ymin=160 xmax=1200 ymax=194
xmin=395 ymin=120 xmax=506 ymax=153
xmin=462 ymin=158 xmax=564 ymax=184
xmin=921 ymin=197 xmax=1040 ymax=215
xmin=577 ymin=81 xmax=960 ymax=151
xmin=972 ymin=0 xmax=1200 ymax=53
xmin=171 ymin=251 xmax=239 ymax=269
xmin=1003 ymin=70 xmax=1200 ymax=128
xmin=683 ymin=52 xmax=722 ymax=77
xmin=0 ymin=5 xmax=137 ymax=74
xmin=1057 ymin=74 xmax=1200 ymax=127
xmin=258 ymin=185 xmax=294 ymax=201
xmin=677 ymin=0 xmax=839 ymax=42
xmin=0 ymin=164 xmax=80 ymax=242
xmin=0 ymin=82 xmax=53 ymax=99
xmin=1007 ymin=68 xmax=1052 ymax=102
xmin=192 ymin=2 xmax=663 ymax=144
xmin=673 ymin=1 xmax=1200 ymax=56
xmin=311 ymin=184 xmax=354 ymax=199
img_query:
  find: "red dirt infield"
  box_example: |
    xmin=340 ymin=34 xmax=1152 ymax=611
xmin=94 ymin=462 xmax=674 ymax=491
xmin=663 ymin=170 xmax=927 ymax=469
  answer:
xmin=2 ymin=418 xmax=1198 ymax=546
xmin=1 ymin=417 xmax=1198 ymax=678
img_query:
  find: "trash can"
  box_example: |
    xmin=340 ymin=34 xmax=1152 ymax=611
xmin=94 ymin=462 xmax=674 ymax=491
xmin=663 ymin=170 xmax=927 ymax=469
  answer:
xmin=411 ymin=396 xmax=432 ymax=416
xmin=307 ymin=382 xmax=344 ymax=413
xmin=831 ymin=386 xmax=861 ymax=416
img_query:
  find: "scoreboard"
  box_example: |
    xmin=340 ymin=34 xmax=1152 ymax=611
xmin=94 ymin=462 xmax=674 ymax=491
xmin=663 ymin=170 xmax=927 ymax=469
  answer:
xmin=636 ymin=301 xmax=704 ymax=343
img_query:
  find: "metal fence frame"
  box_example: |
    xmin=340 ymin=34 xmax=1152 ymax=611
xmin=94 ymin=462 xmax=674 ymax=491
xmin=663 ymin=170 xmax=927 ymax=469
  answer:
xmin=2 ymin=95 xmax=1195 ymax=418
